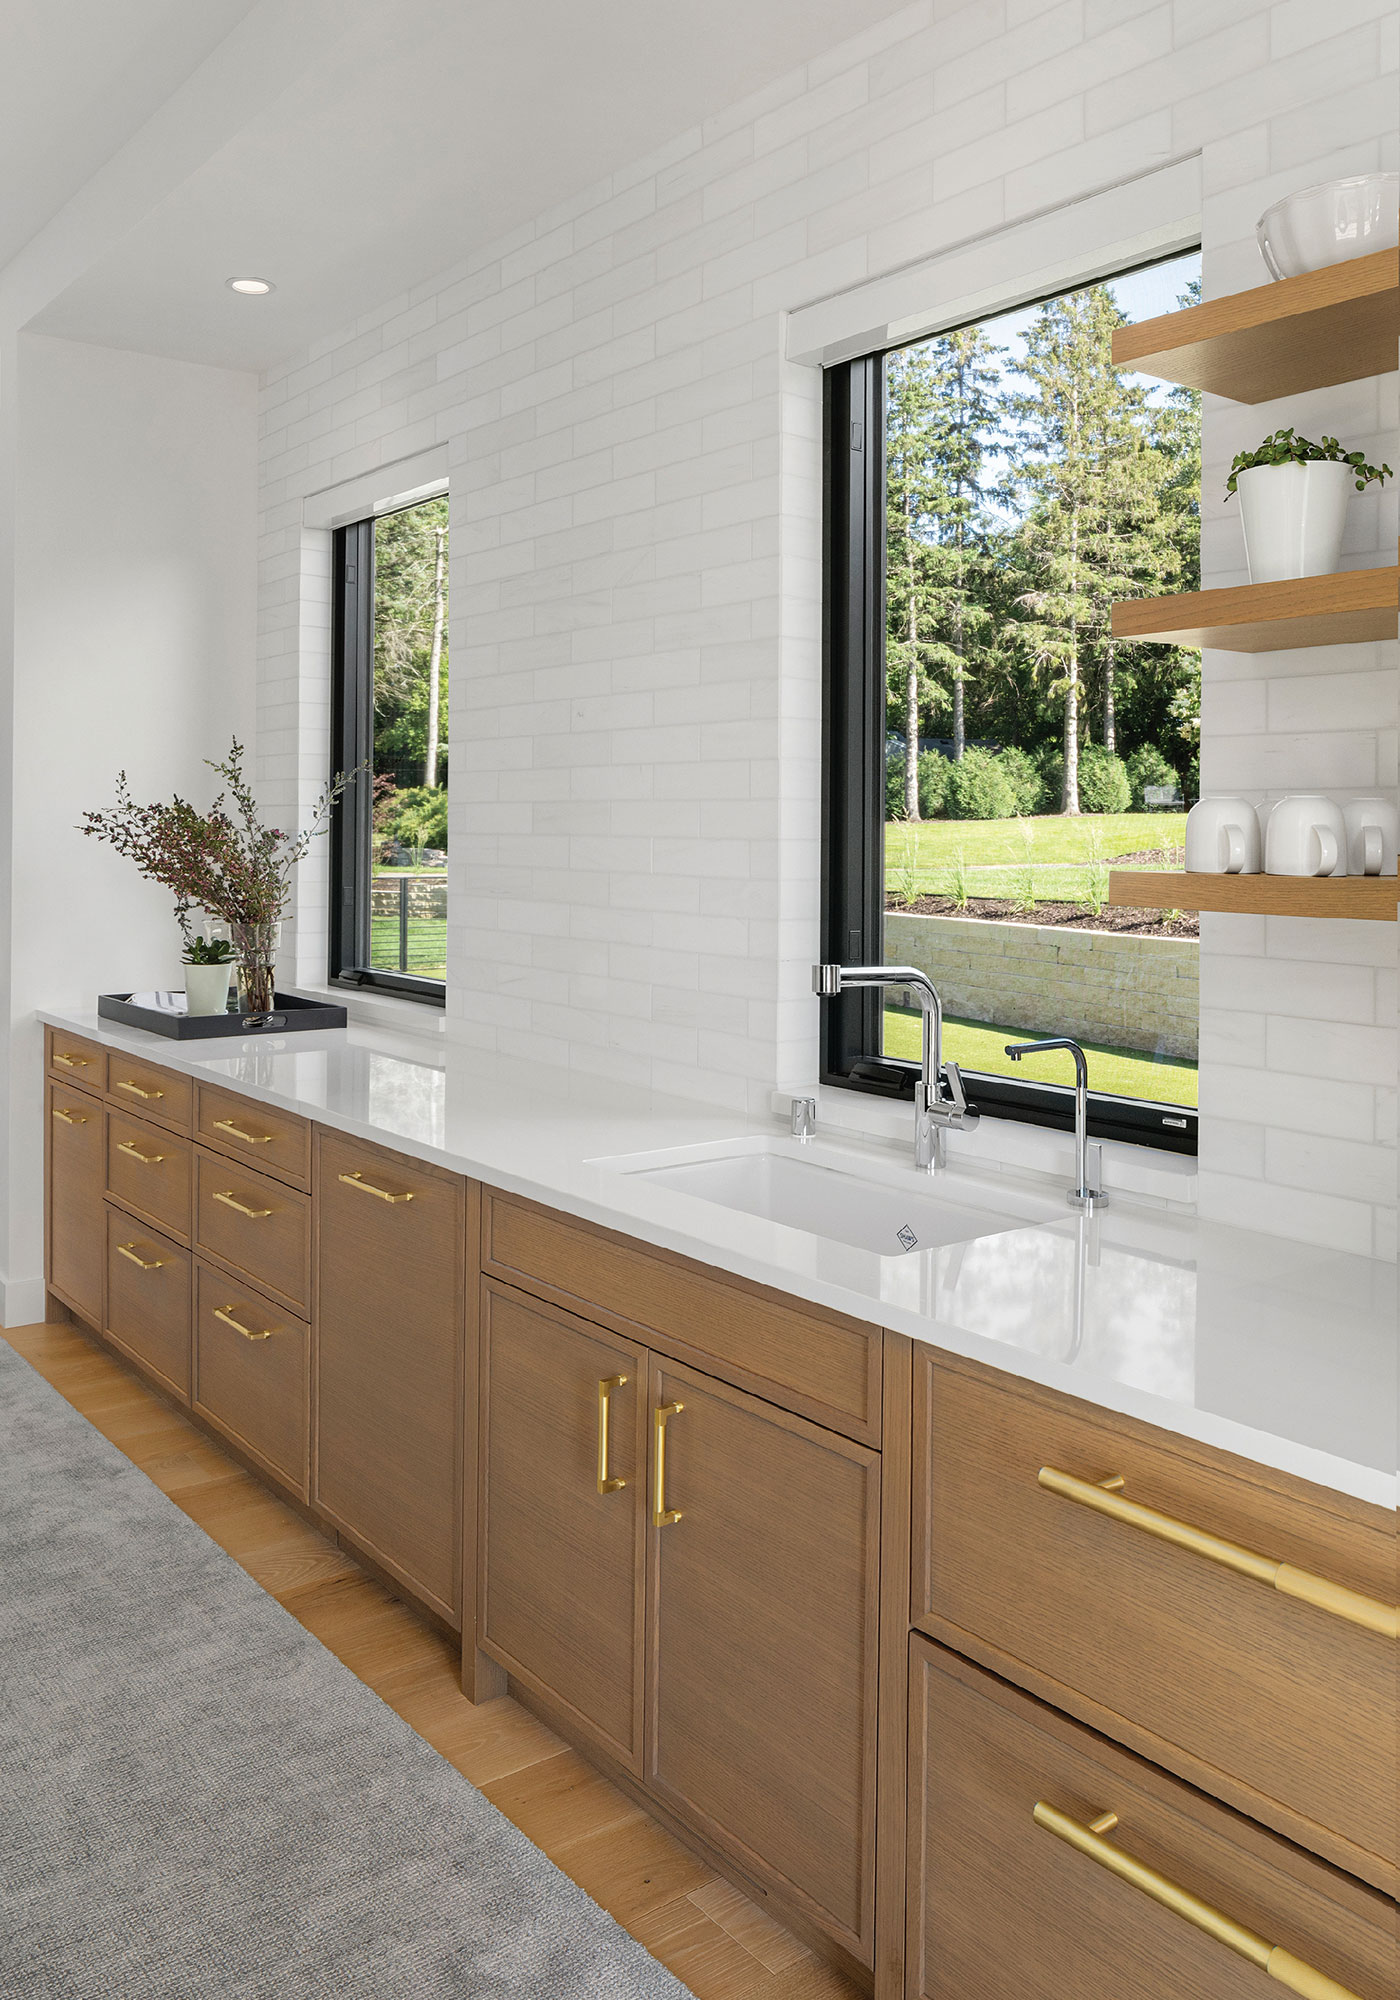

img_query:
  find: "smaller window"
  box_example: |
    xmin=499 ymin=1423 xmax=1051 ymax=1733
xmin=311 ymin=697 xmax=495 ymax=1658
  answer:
xmin=330 ymin=496 xmax=449 ymax=1002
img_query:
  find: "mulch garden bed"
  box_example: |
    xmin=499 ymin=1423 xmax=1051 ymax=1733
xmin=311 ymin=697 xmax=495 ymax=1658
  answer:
xmin=885 ymin=894 xmax=1198 ymax=939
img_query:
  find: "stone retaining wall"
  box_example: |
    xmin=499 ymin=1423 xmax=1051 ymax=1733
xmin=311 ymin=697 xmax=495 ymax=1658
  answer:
xmin=883 ymin=911 xmax=1197 ymax=1059
xmin=370 ymin=874 xmax=447 ymax=921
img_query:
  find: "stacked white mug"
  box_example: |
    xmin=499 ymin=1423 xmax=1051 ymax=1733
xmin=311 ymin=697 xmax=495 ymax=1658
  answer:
xmin=1185 ymin=795 xmax=1397 ymax=876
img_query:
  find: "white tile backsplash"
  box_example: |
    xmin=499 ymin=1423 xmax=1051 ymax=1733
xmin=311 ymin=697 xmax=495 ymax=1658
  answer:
xmin=257 ymin=0 xmax=1397 ymax=1258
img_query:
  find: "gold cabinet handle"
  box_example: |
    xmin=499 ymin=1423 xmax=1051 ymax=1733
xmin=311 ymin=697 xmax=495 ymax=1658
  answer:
xmin=212 ymin=1189 xmax=273 ymax=1219
xmin=1033 ymin=1802 xmax=1360 ymax=2000
xmin=1039 ymin=1466 xmax=1398 ymax=1642
xmin=117 ymin=1139 xmax=165 ymax=1166
xmin=213 ymin=1306 xmax=273 ymax=1342
xmin=597 ymin=1374 xmax=628 ymax=1493
xmin=51 ymin=1106 xmax=88 ymax=1125
xmin=213 ymin=1117 xmax=274 ymax=1145
xmin=653 ymin=1401 xmax=684 ymax=1527
xmin=53 ymin=1052 xmax=91 ymax=1068
xmin=117 ymin=1242 xmax=165 ymax=1271
xmin=115 ymin=1078 xmax=164 ymax=1100
xmin=338 ymin=1170 xmax=413 ymax=1204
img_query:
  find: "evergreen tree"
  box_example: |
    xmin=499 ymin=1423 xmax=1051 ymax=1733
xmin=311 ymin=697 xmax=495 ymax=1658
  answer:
xmin=884 ymin=347 xmax=944 ymax=819
xmin=373 ymin=497 xmax=449 ymax=788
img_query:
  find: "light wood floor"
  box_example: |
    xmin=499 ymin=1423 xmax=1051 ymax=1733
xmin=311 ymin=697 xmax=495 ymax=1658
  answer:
xmin=3 ymin=1319 xmax=860 ymax=2000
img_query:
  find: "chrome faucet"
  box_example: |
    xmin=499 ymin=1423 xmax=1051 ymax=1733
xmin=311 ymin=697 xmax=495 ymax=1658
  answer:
xmin=814 ymin=963 xmax=979 ymax=1171
xmin=1004 ymin=1035 xmax=1108 ymax=1213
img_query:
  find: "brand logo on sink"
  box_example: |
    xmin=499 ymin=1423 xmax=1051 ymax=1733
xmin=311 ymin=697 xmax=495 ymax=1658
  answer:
xmin=896 ymin=1224 xmax=919 ymax=1252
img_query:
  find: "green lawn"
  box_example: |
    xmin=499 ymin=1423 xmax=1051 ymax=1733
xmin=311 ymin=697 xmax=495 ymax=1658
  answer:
xmin=370 ymin=915 xmax=446 ymax=979
xmin=884 ymin=812 xmax=1186 ymax=905
xmin=884 ymin=1006 xmax=1197 ymax=1108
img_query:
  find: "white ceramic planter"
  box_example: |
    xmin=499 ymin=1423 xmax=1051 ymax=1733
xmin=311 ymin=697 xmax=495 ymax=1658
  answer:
xmin=1235 ymin=460 xmax=1350 ymax=584
xmin=184 ymin=962 xmax=233 ymax=1015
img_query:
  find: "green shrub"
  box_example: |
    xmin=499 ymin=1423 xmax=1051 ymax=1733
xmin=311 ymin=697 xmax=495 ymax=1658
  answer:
xmin=994 ymin=746 xmax=1046 ymax=814
xmin=1077 ymin=744 xmax=1131 ymax=814
xmin=885 ymin=748 xmax=908 ymax=821
xmin=917 ymin=750 xmax=951 ymax=818
xmin=383 ymin=784 xmax=448 ymax=853
xmin=944 ymin=746 xmax=1017 ymax=820
xmin=1125 ymin=744 xmax=1182 ymax=812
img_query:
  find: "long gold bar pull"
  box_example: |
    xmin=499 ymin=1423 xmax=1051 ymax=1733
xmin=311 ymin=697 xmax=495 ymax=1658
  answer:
xmin=212 ymin=1190 xmax=274 ymax=1219
xmin=596 ymin=1374 xmax=627 ymax=1493
xmin=117 ymin=1243 xmax=165 ymax=1271
xmin=1038 ymin=1465 xmax=1398 ymax=1641
xmin=51 ymin=1107 xmax=87 ymax=1125
xmin=338 ymin=1171 xmax=414 ymax=1204
xmin=653 ymin=1401 xmax=684 ymax=1527
xmin=1032 ymin=1803 xmax=1361 ymax=2000
xmin=213 ymin=1306 xmax=273 ymax=1342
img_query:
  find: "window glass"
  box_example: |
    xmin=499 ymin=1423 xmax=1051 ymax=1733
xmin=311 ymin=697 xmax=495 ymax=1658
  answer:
xmin=881 ymin=254 xmax=1202 ymax=1109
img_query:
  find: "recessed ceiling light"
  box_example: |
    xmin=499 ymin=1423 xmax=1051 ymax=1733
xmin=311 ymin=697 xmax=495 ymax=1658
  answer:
xmin=226 ymin=277 xmax=275 ymax=295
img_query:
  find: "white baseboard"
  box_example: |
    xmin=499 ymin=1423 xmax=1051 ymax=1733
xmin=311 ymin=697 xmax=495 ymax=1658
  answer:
xmin=1 ymin=1271 xmax=48 ymax=1328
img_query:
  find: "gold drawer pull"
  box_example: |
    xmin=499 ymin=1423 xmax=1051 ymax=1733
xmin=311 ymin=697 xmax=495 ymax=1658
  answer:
xmin=53 ymin=1052 xmax=91 ymax=1068
xmin=117 ymin=1242 xmax=165 ymax=1271
xmin=213 ymin=1117 xmax=274 ymax=1145
xmin=117 ymin=1139 xmax=165 ymax=1166
xmin=214 ymin=1306 xmax=273 ymax=1342
xmin=51 ymin=1106 xmax=88 ymax=1125
xmin=597 ymin=1374 xmax=627 ymax=1493
xmin=1033 ymin=1802 xmax=1360 ymax=2000
xmin=212 ymin=1189 xmax=273 ymax=1219
xmin=338 ymin=1170 xmax=413 ymax=1204
xmin=115 ymin=1078 xmax=164 ymax=1100
xmin=653 ymin=1401 xmax=683 ymax=1527
xmin=1039 ymin=1466 xmax=1398 ymax=1641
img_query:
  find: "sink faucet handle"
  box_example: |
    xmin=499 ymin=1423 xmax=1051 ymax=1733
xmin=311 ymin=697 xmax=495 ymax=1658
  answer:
xmin=940 ymin=1060 xmax=971 ymax=1113
xmin=790 ymin=1096 xmax=817 ymax=1141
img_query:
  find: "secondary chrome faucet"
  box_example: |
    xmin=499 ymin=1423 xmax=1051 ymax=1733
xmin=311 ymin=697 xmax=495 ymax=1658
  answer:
xmin=813 ymin=963 xmax=979 ymax=1171
xmin=1004 ymin=1035 xmax=1108 ymax=1213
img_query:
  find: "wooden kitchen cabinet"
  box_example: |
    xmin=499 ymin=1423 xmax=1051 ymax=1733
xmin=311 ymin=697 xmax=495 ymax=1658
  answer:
xmin=46 ymin=1078 xmax=105 ymax=1323
xmin=104 ymin=1210 xmax=190 ymax=1399
xmin=909 ymin=1639 xmax=1395 ymax=2000
xmin=648 ymin=1358 xmax=880 ymax=1965
xmin=315 ymin=1129 xmax=466 ymax=1624
xmin=478 ymin=1280 xmax=647 ymax=1770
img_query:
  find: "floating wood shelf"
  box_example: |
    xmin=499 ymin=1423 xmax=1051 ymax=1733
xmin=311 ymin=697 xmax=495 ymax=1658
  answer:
xmin=1112 ymin=566 xmax=1398 ymax=652
xmin=1109 ymin=870 xmax=1398 ymax=923
xmin=1113 ymin=248 xmax=1399 ymax=402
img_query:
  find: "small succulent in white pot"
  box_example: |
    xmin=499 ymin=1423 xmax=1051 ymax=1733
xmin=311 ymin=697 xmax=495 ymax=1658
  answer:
xmin=181 ymin=933 xmax=237 ymax=1016
xmin=1226 ymin=429 xmax=1392 ymax=584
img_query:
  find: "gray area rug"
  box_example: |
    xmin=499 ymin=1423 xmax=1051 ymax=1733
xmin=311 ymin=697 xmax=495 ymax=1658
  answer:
xmin=0 ymin=1340 xmax=693 ymax=1998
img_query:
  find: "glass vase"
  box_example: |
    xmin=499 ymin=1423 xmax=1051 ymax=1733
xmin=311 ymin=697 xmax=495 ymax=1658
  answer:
xmin=231 ymin=920 xmax=280 ymax=1015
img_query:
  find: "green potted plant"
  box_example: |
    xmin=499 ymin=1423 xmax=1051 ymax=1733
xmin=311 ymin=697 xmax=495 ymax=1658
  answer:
xmin=1226 ymin=428 xmax=1391 ymax=583
xmin=82 ymin=739 xmax=359 ymax=1014
xmin=181 ymin=934 xmax=237 ymax=1016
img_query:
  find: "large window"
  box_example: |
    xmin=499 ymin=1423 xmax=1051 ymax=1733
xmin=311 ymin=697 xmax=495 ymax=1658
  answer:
xmin=330 ymin=495 xmax=449 ymax=1000
xmin=823 ymin=254 xmax=1202 ymax=1152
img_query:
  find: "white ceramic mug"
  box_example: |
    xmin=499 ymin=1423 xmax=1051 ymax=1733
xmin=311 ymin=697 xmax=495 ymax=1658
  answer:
xmin=1185 ymin=796 xmax=1262 ymax=874
xmin=1342 ymin=797 xmax=1398 ymax=877
xmin=1265 ymin=794 xmax=1348 ymax=877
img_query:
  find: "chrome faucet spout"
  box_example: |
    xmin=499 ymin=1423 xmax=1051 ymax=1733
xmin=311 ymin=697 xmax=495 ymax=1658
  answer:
xmin=1004 ymin=1035 xmax=1107 ymax=1212
xmin=812 ymin=962 xmax=978 ymax=1171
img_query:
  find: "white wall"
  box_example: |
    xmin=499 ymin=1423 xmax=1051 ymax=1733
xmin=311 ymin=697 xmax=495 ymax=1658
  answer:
xmin=258 ymin=0 xmax=1397 ymax=1257
xmin=0 ymin=333 xmax=256 ymax=1320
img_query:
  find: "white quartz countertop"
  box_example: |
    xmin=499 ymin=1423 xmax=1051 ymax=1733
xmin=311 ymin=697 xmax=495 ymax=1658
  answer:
xmin=41 ymin=1008 xmax=1396 ymax=1509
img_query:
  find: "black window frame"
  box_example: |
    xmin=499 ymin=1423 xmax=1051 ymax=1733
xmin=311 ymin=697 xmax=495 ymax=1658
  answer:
xmin=328 ymin=514 xmax=447 ymax=1007
xmin=820 ymin=347 xmax=1198 ymax=1158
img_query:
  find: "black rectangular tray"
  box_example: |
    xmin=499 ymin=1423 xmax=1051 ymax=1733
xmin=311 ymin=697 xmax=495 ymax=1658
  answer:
xmin=98 ymin=991 xmax=348 ymax=1039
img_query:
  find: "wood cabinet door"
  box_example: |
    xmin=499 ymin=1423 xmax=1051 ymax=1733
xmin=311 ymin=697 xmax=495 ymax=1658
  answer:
xmin=314 ymin=1130 xmax=465 ymax=1624
xmin=478 ymin=1282 xmax=646 ymax=1770
xmin=47 ymin=1080 xmax=105 ymax=1322
xmin=647 ymin=1359 xmax=880 ymax=1966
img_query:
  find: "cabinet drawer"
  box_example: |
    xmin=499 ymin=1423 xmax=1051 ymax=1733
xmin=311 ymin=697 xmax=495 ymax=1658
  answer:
xmin=106 ymin=1053 xmax=190 ymax=1133
xmin=106 ymin=1109 xmax=192 ymax=1240
xmin=195 ymin=1084 xmax=309 ymax=1189
xmin=917 ymin=1355 xmax=1397 ymax=1890
xmin=104 ymin=1209 xmax=190 ymax=1400
xmin=483 ymin=1191 xmax=880 ymax=1444
xmin=910 ymin=1640 xmax=1393 ymax=2000
xmin=47 ymin=1027 xmax=104 ymax=1094
xmin=194 ymin=1152 xmax=310 ymax=1311
xmin=193 ymin=1262 xmax=309 ymax=1496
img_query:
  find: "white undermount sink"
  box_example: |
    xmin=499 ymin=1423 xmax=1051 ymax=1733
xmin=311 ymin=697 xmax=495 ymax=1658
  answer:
xmin=592 ymin=1132 xmax=1065 ymax=1258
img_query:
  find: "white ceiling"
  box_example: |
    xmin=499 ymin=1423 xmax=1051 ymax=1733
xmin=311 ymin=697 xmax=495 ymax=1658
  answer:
xmin=17 ymin=0 xmax=908 ymax=374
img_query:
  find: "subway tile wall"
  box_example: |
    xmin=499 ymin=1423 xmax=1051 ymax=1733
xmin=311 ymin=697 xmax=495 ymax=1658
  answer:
xmin=257 ymin=0 xmax=1398 ymax=1256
